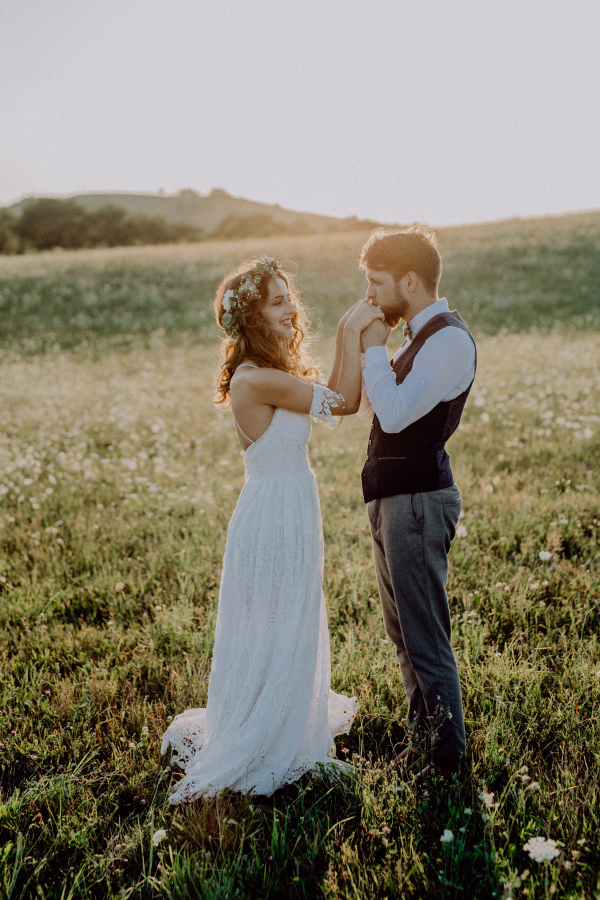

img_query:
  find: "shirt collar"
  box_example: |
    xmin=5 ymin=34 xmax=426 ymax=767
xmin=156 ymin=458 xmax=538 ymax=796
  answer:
xmin=407 ymin=298 xmax=449 ymax=339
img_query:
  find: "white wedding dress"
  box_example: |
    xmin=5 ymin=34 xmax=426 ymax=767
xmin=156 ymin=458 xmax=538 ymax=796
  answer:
xmin=161 ymin=383 xmax=358 ymax=802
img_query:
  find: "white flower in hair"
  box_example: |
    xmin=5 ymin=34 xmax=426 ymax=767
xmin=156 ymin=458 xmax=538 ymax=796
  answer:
xmin=220 ymin=257 xmax=282 ymax=338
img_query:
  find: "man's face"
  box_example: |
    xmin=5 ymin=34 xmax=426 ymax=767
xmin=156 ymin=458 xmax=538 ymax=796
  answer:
xmin=365 ymin=268 xmax=409 ymax=328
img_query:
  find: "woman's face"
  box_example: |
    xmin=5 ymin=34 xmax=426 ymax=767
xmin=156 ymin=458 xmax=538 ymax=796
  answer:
xmin=259 ymin=276 xmax=296 ymax=339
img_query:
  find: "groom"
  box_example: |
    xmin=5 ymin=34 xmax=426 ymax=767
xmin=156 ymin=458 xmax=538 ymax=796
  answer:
xmin=344 ymin=225 xmax=476 ymax=778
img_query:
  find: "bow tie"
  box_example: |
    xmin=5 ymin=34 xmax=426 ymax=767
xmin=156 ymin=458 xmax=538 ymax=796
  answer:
xmin=403 ymin=321 xmax=413 ymax=342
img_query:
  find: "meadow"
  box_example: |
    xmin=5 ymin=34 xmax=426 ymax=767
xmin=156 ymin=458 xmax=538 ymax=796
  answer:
xmin=0 ymin=214 xmax=599 ymax=899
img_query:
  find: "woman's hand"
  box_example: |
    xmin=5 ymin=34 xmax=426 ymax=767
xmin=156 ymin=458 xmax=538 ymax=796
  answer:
xmin=344 ymin=300 xmax=385 ymax=335
xmin=337 ymin=299 xmax=364 ymax=332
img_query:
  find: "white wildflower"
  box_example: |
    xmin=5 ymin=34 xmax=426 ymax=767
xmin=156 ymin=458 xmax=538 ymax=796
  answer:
xmin=141 ymin=725 xmax=149 ymax=735
xmin=479 ymin=791 xmax=495 ymax=808
xmin=456 ymin=525 xmax=468 ymax=538
xmin=152 ymin=829 xmax=168 ymax=847
xmin=440 ymin=829 xmax=454 ymax=843
xmin=539 ymin=551 xmax=553 ymax=561
xmin=523 ymin=836 xmax=560 ymax=863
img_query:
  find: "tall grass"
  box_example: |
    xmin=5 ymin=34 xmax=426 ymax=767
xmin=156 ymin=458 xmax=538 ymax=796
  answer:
xmin=0 ymin=211 xmax=599 ymax=358
xmin=0 ymin=219 xmax=599 ymax=898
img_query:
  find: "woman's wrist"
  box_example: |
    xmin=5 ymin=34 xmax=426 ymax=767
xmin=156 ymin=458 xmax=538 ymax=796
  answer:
xmin=343 ymin=319 xmax=362 ymax=338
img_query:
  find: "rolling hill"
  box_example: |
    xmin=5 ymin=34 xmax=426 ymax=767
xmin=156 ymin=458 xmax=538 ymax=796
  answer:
xmin=9 ymin=188 xmax=381 ymax=237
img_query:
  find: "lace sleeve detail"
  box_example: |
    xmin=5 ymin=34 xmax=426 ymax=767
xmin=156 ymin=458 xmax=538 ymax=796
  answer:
xmin=309 ymin=383 xmax=343 ymax=429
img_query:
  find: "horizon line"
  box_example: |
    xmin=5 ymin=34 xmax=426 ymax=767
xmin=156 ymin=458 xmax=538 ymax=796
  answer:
xmin=3 ymin=188 xmax=600 ymax=232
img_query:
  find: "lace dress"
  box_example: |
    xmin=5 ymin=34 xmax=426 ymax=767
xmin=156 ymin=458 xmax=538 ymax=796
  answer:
xmin=161 ymin=384 xmax=358 ymax=802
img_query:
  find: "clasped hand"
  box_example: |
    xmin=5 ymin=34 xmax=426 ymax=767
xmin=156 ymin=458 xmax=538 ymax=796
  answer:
xmin=344 ymin=299 xmax=391 ymax=350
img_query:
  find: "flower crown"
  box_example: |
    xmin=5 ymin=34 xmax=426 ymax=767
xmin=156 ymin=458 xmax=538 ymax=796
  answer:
xmin=221 ymin=256 xmax=282 ymax=338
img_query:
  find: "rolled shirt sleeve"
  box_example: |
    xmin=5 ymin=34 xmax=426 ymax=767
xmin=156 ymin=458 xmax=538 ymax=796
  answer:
xmin=363 ymin=329 xmax=476 ymax=433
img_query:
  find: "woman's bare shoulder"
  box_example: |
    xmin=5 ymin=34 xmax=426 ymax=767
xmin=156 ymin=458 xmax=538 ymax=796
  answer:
xmin=232 ymin=360 xmax=270 ymax=382
xmin=231 ymin=362 xmax=272 ymax=400
xmin=231 ymin=364 xmax=309 ymax=401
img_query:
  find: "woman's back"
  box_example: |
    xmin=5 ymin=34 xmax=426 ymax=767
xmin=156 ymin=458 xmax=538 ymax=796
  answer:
xmin=238 ymin=406 xmax=313 ymax=481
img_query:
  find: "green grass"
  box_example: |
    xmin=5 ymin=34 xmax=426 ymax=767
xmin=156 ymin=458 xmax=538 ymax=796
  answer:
xmin=0 ymin=210 xmax=599 ymax=358
xmin=1 ymin=218 xmax=600 ymax=898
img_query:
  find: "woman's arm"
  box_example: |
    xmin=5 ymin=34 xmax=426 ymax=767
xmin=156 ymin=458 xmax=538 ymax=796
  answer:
xmin=329 ymin=302 xmax=386 ymax=414
xmin=329 ymin=301 xmax=362 ymax=391
xmin=235 ymin=367 xmax=353 ymax=418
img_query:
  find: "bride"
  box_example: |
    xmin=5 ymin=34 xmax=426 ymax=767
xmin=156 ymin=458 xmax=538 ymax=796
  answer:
xmin=161 ymin=256 xmax=384 ymax=802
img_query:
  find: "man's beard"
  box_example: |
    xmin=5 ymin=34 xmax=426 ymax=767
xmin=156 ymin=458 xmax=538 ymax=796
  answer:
xmin=382 ymin=282 xmax=410 ymax=329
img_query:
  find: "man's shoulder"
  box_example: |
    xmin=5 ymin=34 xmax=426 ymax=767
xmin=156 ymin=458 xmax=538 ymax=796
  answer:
xmin=425 ymin=309 xmax=473 ymax=334
xmin=412 ymin=327 xmax=475 ymax=367
xmin=421 ymin=323 xmax=473 ymax=346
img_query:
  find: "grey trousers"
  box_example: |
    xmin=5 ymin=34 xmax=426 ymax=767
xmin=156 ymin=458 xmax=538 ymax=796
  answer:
xmin=368 ymin=485 xmax=466 ymax=771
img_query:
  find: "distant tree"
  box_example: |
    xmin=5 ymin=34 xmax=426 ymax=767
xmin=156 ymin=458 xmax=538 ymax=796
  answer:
xmin=127 ymin=213 xmax=203 ymax=245
xmin=86 ymin=205 xmax=132 ymax=247
xmin=0 ymin=208 xmax=20 ymax=253
xmin=213 ymin=213 xmax=276 ymax=239
xmin=0 ymin=198 xmax=205 ymax=254
xmin=17 ymin=198 xmax=90 ymax=250
xmin=171 ymin=221 xmax=205 ymax=243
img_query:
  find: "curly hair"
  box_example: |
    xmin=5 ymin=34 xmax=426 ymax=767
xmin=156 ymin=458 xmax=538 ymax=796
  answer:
xmin=213 ymin=258 xmax=319 ymax=408
xmin=360 ymin=224 xmax=442 ymax=296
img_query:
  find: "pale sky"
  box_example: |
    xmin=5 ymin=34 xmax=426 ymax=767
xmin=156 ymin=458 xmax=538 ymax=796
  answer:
xmin=1 ymin=0 xmax=599 ymax=226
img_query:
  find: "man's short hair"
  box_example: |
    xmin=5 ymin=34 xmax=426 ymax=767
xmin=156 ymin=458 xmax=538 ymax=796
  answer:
xmin=360 ymin=225 xmax=442 ymax=296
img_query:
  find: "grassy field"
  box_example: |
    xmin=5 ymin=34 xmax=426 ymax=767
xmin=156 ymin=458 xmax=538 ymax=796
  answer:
xmin=1 ymin=210 xmax=599 ymax=357
xmin=0 ymin=216 xmax=599 ymax=898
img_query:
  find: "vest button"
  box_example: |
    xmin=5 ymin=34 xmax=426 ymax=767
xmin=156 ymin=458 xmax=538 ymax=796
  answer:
xmin=368 ymin=439 xmax=372 ymax=445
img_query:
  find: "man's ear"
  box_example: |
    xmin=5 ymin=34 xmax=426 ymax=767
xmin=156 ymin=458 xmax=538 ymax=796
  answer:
xmin=405 ymin=271 xmax=418 ymax=293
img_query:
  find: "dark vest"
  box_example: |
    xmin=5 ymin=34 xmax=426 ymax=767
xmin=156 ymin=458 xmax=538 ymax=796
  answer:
xmin=361 ymin=311 xmax=476 ymax=503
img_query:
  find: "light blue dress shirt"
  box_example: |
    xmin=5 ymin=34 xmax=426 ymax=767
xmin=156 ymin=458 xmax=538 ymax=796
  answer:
xmin=357 ymin=298 xmax=476 ymax=433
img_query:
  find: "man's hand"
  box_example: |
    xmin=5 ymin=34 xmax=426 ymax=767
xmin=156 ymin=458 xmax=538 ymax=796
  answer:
xmin=345 ymin=300 xmax=385 ymax=335
xmin=361 ymin=318 xmax=391 ymax=350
